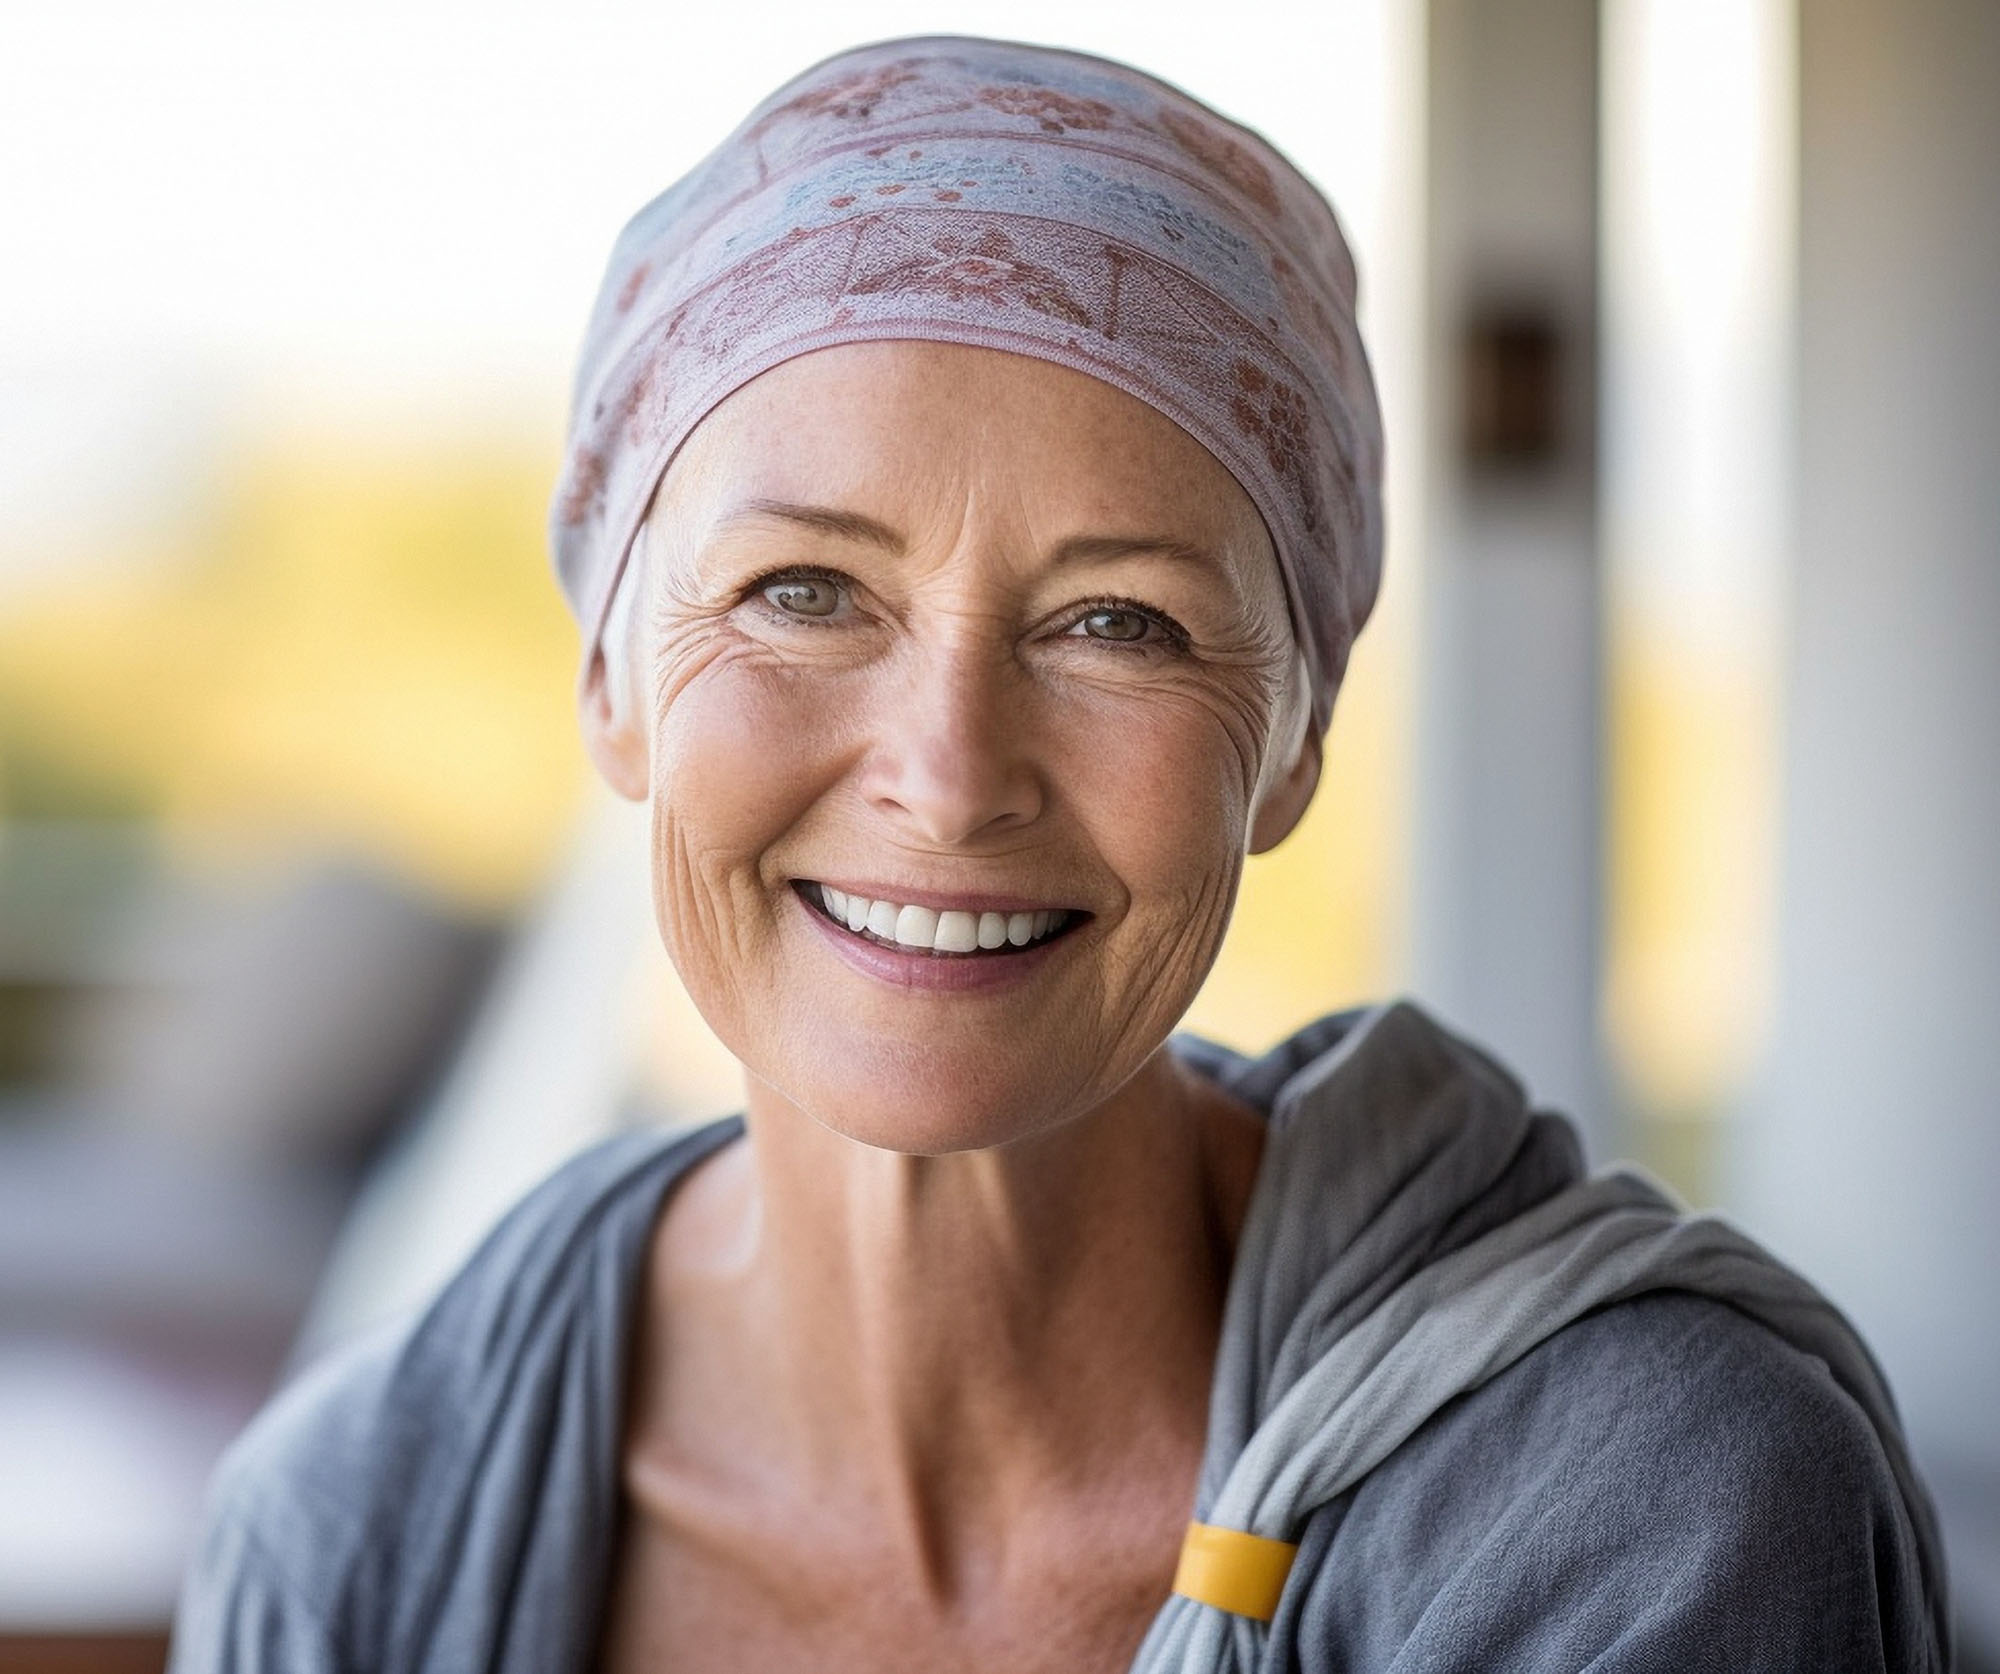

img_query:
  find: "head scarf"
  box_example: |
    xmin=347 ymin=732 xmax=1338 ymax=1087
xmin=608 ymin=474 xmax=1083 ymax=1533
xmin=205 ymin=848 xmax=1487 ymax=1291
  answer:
xmin=551 ymin=35 xmax=1383 ymax=731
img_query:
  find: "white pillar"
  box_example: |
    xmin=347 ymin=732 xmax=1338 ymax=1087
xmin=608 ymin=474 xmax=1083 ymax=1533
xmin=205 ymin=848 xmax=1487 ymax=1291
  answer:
xmin=1729 ymin=0 xmax=2000 ymax=1653
xmin=1419 ymin=0 xmax=1612 ymax=1152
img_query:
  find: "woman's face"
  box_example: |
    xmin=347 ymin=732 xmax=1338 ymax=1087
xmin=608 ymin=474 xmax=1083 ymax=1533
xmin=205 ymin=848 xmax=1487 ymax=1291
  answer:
xmin=590 ymin=341 xmax=1317 ymax=1153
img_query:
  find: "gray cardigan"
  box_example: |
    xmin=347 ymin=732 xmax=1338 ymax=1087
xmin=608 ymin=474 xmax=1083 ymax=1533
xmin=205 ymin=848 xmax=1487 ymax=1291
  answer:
xmin=170 ymin=1003 xmax=1947 ymax=1671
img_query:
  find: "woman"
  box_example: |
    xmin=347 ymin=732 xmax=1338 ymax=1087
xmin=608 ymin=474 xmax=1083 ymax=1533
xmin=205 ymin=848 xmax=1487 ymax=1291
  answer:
xmin=173 ymin=37 xmax=1947 ymax=1673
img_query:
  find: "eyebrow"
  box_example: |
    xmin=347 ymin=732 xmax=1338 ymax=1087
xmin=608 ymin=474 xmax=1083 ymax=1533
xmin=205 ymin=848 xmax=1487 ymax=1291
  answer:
xmin=717 ymin=498 xmax=1221 ymax=570
xmin=1048 ymin=532 xmax=1220 ymax=569
xmin=720 ymin=499 xmax=904 ymax=549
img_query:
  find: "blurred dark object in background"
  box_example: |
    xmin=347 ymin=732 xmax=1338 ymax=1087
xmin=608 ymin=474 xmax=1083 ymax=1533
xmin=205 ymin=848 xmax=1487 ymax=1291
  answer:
xmin=0 ymin=842 xmax=500 ymax=1637
xmin=1460 ymin=301 xmax=1567 ymax=473
xmin=56 ymin=857 xmax=503 ymax=1169
xmin=0 ymin=1635 xmax=170 ymax=1674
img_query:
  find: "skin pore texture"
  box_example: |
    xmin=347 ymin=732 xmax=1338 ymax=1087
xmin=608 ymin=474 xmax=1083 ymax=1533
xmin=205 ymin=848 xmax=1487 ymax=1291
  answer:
xmin=580 ymin=341 xmax=1323 ymax=1673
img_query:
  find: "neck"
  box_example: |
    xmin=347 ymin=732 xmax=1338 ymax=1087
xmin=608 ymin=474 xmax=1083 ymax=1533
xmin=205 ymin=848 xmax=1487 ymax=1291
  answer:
xmin=650 ymin=1047 xmax=1265 ymax=1589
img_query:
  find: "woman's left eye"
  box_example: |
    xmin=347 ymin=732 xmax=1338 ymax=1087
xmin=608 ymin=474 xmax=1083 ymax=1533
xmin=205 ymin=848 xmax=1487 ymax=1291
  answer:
xmin=1063 ymin=604 xmax=1181 ymax=647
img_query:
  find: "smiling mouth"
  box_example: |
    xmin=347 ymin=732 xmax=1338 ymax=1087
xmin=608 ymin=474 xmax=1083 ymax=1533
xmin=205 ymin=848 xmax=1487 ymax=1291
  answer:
xmin=796 ymin=882 xmax=1083 ymax=956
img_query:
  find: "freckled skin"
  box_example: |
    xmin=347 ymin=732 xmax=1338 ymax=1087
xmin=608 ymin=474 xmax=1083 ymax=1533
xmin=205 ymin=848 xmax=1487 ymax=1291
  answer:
xmin=581 ymin=342 xmax=1323 ymax=1673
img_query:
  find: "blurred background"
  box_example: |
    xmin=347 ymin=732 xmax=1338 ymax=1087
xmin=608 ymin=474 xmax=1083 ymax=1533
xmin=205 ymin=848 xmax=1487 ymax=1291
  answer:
xmin=1 ymin=0 xmax=1993 ymax=1666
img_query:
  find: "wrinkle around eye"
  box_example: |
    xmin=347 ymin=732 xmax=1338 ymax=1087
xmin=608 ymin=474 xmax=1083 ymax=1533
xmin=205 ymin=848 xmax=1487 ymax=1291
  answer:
xmin=652 ymin=594 xmax=898 ymax=714
xmin=1036 ymin=645 xmax=1278 ymax=799
xmin=646 ymin=617 xmax=761 ymax=712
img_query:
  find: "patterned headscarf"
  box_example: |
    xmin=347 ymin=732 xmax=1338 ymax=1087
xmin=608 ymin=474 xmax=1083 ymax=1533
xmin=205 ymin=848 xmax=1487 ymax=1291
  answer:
xmin=551 ymin=35 xmax=1382 ymax=731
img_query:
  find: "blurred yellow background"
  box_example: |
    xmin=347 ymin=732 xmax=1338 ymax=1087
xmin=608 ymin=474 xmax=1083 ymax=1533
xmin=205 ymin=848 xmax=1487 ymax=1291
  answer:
xmin=0 ymin=435 xmax=583 ymax=910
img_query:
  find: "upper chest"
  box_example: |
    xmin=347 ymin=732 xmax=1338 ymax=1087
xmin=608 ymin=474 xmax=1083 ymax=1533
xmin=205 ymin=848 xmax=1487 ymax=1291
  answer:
xmin=593 ymin=1474 xmax=1184 ymax=1674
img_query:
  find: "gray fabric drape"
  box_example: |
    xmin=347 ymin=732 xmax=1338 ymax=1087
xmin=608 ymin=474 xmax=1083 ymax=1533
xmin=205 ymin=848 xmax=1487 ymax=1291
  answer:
xmin=1135 ymin=1001 xmax=1948 ymax=1672
xmin=171 ymin=1001 xmax=1945 ymax=1669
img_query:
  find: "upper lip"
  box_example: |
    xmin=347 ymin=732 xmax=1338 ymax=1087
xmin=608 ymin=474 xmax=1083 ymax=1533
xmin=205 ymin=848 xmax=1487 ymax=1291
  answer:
xmin=796 ymin=879 xmax=1089 ymax=918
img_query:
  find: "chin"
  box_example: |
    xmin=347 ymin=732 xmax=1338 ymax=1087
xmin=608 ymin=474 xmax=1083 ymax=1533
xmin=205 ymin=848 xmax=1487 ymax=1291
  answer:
xmin=764 ymin=1030 xmax=1109 ymax=1156
xmin=813 ymin=1107 xmax=1035 ymax=1157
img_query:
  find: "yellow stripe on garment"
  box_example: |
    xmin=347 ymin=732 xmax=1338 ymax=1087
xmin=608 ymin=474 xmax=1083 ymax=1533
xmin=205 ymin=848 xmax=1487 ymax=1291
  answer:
xmin=1170 ymin=1521 xmax=1299 ymax=1622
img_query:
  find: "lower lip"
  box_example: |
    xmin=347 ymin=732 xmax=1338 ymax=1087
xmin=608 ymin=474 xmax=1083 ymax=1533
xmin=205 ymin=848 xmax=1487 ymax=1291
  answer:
xmin=797 ymin=895 xmax=1071 ymax=993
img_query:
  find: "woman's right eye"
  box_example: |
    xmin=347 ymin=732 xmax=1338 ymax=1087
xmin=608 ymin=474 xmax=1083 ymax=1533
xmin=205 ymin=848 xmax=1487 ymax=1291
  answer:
xmin=757 ymin=572 xmax=846 ymax=619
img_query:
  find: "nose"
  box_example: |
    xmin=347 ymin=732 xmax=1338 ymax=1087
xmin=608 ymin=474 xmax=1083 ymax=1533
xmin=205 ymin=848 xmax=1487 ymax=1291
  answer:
xmin=860 ymin=635 xmax=1045 ymax=846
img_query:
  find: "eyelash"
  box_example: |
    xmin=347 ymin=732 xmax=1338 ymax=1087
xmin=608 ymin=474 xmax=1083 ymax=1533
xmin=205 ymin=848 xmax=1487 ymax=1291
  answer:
xmin=738 ymin=567 xmax=1191 ymax=652
xmin=1062 ymin=594 xmax=1192 ymax=653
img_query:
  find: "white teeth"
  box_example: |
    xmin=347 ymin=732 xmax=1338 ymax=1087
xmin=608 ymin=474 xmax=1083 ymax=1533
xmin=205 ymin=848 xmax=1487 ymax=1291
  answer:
xmin=934 ymin=910 xmax=979 ymax=953
xmin=893 ymin=905 xmax=939 ymax=948
xmin=811 ymin=886 xmax=1068 ymax=953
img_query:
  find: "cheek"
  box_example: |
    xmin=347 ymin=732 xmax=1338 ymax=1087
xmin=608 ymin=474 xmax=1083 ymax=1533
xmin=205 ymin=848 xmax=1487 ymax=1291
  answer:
xmin=1053 ymin=681 xmax=1263 ymax=908
xmin=1039 ymin=683 xmax=1261 ymax=1054
xmin=991 ymin=687 xmax=1255 ymax=1118
xmin=654 ymin=654 xmax=831 ymax=845
xmin=644 ymin=646 xmax=849 ymax=1021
